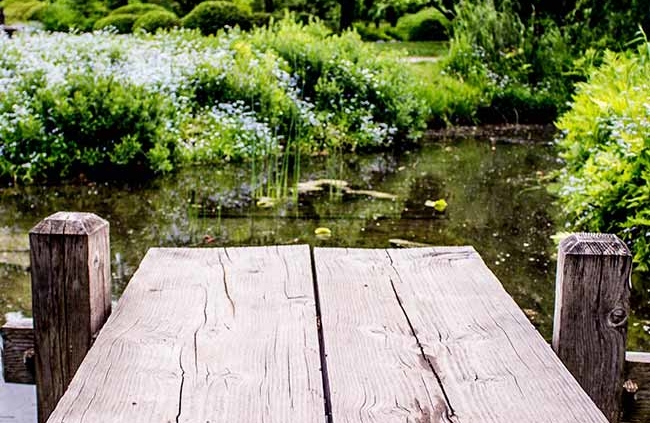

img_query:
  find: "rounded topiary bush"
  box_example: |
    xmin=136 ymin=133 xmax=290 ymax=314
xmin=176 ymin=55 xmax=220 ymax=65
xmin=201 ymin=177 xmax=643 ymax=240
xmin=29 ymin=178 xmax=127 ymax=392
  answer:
xmin=396 ymin=7 xmax=450 ymax=41
xmin=93 ymin=13 xmax=138 ymax=33
xmin=110 ymin=3 xmax=168 ymax=16
xmin=133 ymin=10 xmax=179 ymax=32
xmin=182 ymin=1 xmax=251 ymax=35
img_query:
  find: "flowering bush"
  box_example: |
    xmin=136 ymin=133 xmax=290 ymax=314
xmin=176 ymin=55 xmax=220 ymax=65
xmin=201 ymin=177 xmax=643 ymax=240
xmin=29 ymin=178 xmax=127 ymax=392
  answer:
xmin=0 ymin=19 xmax=430 ymax=182
xmin=555 ymin=47 xmax=650 ymax=276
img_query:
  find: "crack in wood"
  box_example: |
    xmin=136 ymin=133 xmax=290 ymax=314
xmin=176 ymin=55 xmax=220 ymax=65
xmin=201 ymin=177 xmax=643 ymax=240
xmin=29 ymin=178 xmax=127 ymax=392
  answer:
xmin=176 ymin=348 xmax=185 ymax=423
xmin=216 ymin=254 xmax=235 ymax=317
xmin=309 ymin=247 xmax=333 ymax=423
xmin=386 ymin=251 xmax=458 ymax=421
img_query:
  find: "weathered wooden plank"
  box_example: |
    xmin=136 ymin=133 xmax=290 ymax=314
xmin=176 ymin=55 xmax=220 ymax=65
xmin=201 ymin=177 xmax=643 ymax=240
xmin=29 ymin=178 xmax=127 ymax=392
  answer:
xmin=553 ymin=233 xmax=632 ymax=423
xmin=30 ymin=212 xmax=111 ymax=423
xmin=1 ymin=318 xmax=35 ymax=384
xmin=46 ymin=246 xmax=324 ymax=423
xmin=314 ymin=247 xmax=609 ymax=422
xmin=623 ymin=352 xmax=650 ymax=423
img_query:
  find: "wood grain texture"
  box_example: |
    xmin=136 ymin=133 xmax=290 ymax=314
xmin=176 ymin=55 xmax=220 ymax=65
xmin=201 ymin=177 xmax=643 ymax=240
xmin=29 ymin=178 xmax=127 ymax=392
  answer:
xmin=30 ymin=212 xmax=111 ymax=423
xmin=622 ymin=352 xmax=650 ymax=423
xmin=553 ymin=233 xmax=632 ymax=423
xmin=46 ymin=246 xmax=324 ymax=423
xmin=1 ymin=318 xmax=35 ymax=384
xmin=315 ymin=247 xmax=609 ymax=423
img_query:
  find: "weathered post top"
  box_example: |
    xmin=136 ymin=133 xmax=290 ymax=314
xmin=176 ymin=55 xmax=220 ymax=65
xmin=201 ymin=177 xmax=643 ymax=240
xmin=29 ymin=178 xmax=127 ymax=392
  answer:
xmin=30 ymin=212 xmax=111 ymax=423
xmin=30 ymin=211 xmax=108 ymax=236
xmin=557 ymin=232 xmax=632 ymax=256
xmin=553 ymin=232 xmax=632 ymax=423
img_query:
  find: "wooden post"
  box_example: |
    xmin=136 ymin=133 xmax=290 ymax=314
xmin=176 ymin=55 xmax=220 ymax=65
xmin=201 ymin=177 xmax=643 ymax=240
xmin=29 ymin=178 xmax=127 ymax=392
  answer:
xmin=1 ymin=318 xmax=35 ymax=384
xmin=553 ymin=233 xmax=632 ymax=423
xmin=30 ymin=212 xmax=111 ymax=423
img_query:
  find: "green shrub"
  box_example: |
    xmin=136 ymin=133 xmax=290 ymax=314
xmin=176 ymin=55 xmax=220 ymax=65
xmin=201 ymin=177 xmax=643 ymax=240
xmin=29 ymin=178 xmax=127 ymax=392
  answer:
xmin=38 ymin=2 xmax=84 ymax=31
xmin=110 ymin=3 xmax=167 ymax=15
xmin=94 ymin=13 xmax=138 ymax=32
xmin=0 ymin=74 xmax=176 ymax=181
xmin=22 ymin=1 xmax=45 ymax=20
xmin=0 ymin=20 xmax=430 ymax=181
xmin=247 ymin=18 xmax=430 ymax=148
xmin=133 ymin=10 xmax=179 ymax=32
xmin=443 ymin=0 xmax=574 ymax=124
xmin=182 ymin=1 xmax=251 ymax=34
xmin=143 ymin=0 xmax=182 ymax=15
xmin=395 ymin=7 xmax=449 ymax=41
xmin=2 ymin=0 xmax=42 ymax=22
xmin=555 ymin=47 xmax=650 ymax=277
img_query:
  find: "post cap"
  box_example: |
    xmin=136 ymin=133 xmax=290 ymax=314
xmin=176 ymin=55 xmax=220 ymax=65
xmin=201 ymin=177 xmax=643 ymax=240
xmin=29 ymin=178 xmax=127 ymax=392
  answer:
xmin=30 ymin=212 xmax=108 ymax=236
xmin=560 ymin=233 xmax=631 ymax=256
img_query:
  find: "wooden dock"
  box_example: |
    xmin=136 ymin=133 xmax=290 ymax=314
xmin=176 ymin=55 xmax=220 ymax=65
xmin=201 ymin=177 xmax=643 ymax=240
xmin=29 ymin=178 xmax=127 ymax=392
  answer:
xmin=2 ymin=213 xmax=642 ymax=422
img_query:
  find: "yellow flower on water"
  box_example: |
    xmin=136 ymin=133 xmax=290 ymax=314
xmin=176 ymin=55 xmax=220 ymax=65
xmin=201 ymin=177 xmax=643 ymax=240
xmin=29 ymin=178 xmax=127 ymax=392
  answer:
xmin=424 ymin=199 xmax=448 ymax=212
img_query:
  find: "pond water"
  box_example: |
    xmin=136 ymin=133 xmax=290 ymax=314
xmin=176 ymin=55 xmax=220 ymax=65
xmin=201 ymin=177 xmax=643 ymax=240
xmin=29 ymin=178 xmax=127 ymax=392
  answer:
xmin=2 ymin=135 xmax=649 ymax=350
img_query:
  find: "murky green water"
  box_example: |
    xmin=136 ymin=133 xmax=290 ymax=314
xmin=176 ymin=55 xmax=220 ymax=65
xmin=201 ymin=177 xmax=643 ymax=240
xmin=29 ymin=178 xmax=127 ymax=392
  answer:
xmin=2 ymin=136 xmax=649 ymax=349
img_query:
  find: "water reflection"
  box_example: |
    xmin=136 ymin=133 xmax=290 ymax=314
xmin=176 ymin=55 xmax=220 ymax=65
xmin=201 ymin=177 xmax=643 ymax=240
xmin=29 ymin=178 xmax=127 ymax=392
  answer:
xmin=1 ymin=137 xmax=648 ymax=349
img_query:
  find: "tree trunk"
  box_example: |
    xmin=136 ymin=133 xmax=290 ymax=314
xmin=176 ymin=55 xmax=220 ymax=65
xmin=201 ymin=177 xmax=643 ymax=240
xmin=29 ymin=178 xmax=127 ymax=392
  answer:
xmin=264 ymin=0 xmax=274 ymax=13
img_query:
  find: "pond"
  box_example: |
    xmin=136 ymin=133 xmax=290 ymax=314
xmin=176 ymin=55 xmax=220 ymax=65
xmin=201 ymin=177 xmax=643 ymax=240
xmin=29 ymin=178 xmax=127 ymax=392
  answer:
xmin=1 ymin=133 xmax=649 ymax=350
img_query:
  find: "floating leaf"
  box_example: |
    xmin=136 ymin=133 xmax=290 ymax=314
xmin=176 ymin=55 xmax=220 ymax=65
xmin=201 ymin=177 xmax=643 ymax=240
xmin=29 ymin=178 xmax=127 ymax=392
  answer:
xmin=314 ymin=227 xmax=332 ymax=239
xmin=424 ymin=199 xmax=448 ymax=212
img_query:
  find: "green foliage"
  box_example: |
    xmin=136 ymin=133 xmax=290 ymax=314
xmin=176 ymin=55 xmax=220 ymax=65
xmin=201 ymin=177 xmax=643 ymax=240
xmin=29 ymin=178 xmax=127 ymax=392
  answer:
xmin=33 ymin=0 xmax=107 ymax=31
xmin=2 ymin=0 xmax=43 ymax=22
xmin=22 ymin=1 xmax=45 ymax=20
xmin=395 ymin=7 xmax=449 ymax=41
xmin=38 ymin=2 xmax=85 ymax=31
xmin=182 ymin=1 xmax=251 ymax=34
xmin=250 ymin=11 xmax=271 ymax=27
xmin=94 ymin=13 xmax=138 ymax=32
xmin=0 ymin=74 xmax=176 ymax=182
xmin=110 ymin=3 xmax=168 ymax=15
xmin=353 ymin=22 xmax=395 ymax=41
xmin=443 ymin=0 xmax=574 ymax=123
xmin=247 ymin=18 xmax=430 ymax=147
xmin=555 ymin=46 xmax=650 ymax=276
xmin=0 ymin=19 xmax=429 ymax=182
xmin=133 ymin=10 xmax=179 ymax=32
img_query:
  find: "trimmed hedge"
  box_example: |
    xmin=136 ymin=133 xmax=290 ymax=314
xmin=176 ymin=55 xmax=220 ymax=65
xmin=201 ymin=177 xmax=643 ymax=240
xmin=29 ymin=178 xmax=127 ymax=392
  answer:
xmin=110 ymin=3 xmax=168 ymax=15
xmin=93 ymin=13 xmax=138 ymax=32
xmin=395 ymin=7 xmax=450 ymax=41
xmin=182 ymin=1 xmax=251 ymax=35
xmin=133 ymin=10 xmax=179 ymax=32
